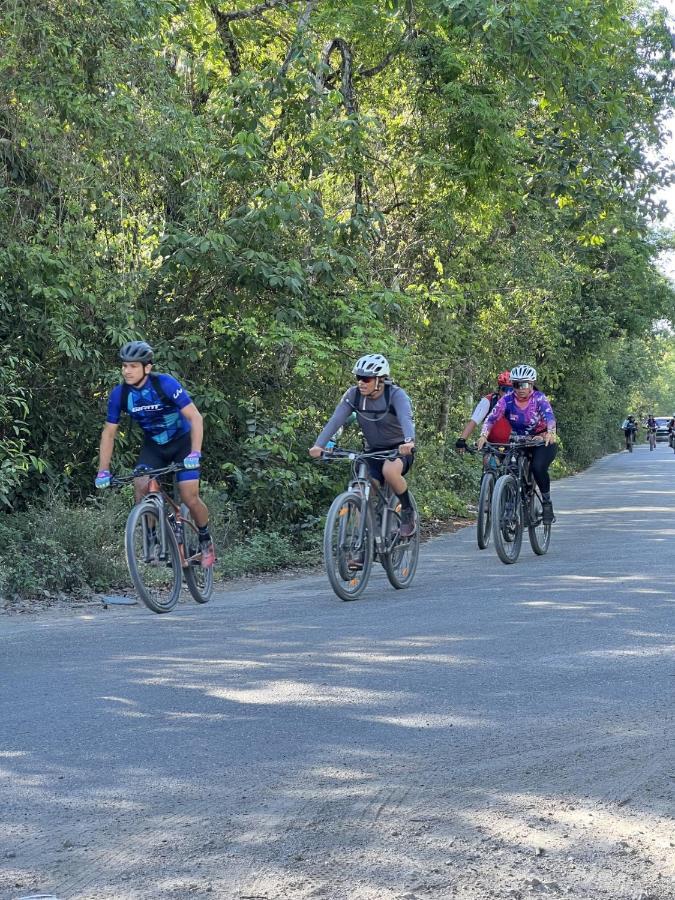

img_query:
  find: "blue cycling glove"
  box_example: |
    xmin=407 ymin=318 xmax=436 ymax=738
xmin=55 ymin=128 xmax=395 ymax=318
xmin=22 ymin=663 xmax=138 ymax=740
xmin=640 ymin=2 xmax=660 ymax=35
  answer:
xmin=183 ymin=451 xmax=202 ymax=470
xmin=95 ymin=470 xmax=112 ymax=489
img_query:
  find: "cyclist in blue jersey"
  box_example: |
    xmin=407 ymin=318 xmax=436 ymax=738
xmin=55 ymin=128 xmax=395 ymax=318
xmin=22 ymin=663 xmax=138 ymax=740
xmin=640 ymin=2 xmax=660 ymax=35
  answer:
xmin=95 ymin=341 xmax=215 ymax=567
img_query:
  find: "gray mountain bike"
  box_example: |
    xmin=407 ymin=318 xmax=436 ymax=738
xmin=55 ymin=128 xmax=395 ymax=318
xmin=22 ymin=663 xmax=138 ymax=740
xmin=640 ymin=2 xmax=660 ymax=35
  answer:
xmin=320 ymin=448 xmax=420 ymax=601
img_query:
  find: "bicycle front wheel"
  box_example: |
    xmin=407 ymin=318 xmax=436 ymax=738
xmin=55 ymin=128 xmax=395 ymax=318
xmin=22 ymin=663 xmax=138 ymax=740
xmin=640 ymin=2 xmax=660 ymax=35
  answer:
xmin=323 ymin=492 xmax=373 ymax=601
xmin=181 ymin=505 xmax=214 ymax=604
xmin=476 ymin=472 xmax=495 ymax=549
xmin=125 ymin=500 xmax=182 ymax=613
xmin=491 ymin=474 xmax=523 ymax=565
xmin=527 ymin=487 xmax=551 ymax=556
xmin=382 ymin=493 xmax=420 ymax=589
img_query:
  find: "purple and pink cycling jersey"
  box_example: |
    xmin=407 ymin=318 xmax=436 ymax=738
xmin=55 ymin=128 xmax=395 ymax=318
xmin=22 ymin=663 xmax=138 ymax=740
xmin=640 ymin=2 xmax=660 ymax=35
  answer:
xmin=481 ymin=390 xmax=556 ymax=437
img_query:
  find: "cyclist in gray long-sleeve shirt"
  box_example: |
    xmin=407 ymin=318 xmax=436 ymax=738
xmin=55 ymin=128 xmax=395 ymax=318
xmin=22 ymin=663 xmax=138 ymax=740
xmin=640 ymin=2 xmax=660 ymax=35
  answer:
xmin=309 ymin=353 xmax=417 ymax=537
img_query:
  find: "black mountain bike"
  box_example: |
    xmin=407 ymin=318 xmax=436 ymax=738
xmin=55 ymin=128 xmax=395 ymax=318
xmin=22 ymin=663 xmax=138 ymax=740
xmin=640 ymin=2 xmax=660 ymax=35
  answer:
xmin=112 ymin=463 xmax=213 ymax=613
xmin=473 ymin=442 xmax=509 ymax=550
xmin=320 ymin=448 xmax=420 ymax=601
xmin=490 ymin=436 xmax=551 ymax=565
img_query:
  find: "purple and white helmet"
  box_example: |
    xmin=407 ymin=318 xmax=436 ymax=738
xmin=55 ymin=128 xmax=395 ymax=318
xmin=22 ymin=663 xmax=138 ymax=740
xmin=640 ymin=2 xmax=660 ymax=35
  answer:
xmin=352 ymin=353 xmax=390 ymax=378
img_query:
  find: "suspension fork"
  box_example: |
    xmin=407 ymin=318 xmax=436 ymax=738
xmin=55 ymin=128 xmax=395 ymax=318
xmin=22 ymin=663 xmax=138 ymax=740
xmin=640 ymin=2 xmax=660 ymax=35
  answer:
xmin=349 ymin=479 xmax=372 ymax=551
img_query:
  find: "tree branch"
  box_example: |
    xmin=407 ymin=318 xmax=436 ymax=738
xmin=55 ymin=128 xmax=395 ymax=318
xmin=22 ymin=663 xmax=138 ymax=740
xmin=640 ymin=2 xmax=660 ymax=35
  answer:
xmin=318 ymin=38 xmax=357 ymax=114
xmin=357 ymin=28 xmax=417 ymax=79
xmin=279 ymin=0 xmax=315 ymax=78
xmin=210 ymin=5 xmax=242 ymax=76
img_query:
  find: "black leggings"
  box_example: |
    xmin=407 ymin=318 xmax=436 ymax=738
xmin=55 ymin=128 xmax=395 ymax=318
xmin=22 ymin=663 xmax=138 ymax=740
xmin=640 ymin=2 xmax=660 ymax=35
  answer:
xmin=528 ymin=443 xmax=557 ymax=495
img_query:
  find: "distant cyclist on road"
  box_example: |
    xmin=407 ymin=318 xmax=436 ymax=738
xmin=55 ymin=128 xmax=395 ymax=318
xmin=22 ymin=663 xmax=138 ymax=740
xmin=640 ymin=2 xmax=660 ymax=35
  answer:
xmin=95 ymin=341 xmax=215 ymax=567
xmin=621 ymin=415 xmax=637 ymax=451
xmin=477 ymin=364 xmax=558 ymax=524
xmin=646 ymin=414 xmax=657 ymax=451
xmin=308 ymin=353 xmax=417 ymax=538
xmin=455 ymin=371 xmax=513 ymax=453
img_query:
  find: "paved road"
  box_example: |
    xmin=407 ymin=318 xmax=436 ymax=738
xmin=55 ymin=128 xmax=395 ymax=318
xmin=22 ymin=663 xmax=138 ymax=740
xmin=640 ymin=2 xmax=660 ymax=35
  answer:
xmin=1 ymin=448 xmax=673 ymax=900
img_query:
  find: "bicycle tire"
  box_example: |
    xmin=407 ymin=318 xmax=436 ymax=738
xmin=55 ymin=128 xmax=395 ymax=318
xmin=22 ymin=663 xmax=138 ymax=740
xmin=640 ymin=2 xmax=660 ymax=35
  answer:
xmin=323 ymin=491 xmax=373 ymax=601
xmin=491 ymin=474 xmax=523 ymax=565
xmin=527 ymin=486 xmax=551 ymax=556
xmin=476 ymin=472 xmax=495 ymax=550
xmin=125 ymin=500 xmax=182 ymax=612
xmin=382 ymin=493 xmax=420 ymax=589
xmin=181 ymin=504 xmax=214 ymax=604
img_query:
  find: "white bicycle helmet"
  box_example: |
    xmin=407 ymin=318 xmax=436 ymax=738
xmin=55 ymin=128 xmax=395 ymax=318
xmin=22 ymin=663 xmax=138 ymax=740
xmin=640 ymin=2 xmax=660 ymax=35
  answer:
xmin=352 ymin=353 xmax=390 ymax=378
xmin=510 ymin=363 xmax=537 ymax=382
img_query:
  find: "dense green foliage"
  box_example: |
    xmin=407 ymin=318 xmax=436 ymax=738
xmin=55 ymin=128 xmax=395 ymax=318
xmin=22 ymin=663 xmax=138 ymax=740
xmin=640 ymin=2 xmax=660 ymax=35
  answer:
xmin=1 ymin=0 xmax=675 ymax=555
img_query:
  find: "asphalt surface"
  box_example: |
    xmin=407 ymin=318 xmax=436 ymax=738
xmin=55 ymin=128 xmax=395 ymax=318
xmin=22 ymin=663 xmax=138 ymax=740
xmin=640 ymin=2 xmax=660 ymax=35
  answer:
xmin=1 ymin=446 xmax=673 ymax=900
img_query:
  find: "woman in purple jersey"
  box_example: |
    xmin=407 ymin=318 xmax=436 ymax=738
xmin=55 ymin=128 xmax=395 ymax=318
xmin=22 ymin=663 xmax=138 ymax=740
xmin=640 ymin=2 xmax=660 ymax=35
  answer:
xmin=477 ymin=363 xmax=558 ymax=524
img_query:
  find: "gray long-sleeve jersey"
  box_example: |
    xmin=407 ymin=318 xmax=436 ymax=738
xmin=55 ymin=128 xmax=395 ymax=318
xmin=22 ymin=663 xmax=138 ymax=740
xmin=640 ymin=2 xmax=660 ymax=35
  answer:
xmin=315 ymin=384 xmax=415 ymax=451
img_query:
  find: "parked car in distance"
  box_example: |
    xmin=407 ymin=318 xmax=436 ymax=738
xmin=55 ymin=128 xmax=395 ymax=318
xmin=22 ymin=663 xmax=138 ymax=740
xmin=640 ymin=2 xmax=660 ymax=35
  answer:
xmin=654 ymin=417 xmax=672 ymax=442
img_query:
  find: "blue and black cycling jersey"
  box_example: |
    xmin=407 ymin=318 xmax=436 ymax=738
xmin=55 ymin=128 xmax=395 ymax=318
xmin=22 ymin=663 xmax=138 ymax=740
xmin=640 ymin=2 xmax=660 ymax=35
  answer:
xmin=106 ymin=374 xmax=192 ymax=445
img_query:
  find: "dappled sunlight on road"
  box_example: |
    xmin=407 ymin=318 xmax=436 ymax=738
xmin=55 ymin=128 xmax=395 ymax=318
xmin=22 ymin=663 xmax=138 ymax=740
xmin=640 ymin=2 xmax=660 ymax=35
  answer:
xmin=2 ymin=447 xmax=674 ymax=899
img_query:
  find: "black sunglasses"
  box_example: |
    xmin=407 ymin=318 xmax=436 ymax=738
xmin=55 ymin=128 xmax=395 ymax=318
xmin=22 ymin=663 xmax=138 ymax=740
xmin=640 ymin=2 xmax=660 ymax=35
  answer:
xmin=512 ymin=381 xmax=533 ymax=390
xmin=355 ymin=375 xmax=376 ymax=383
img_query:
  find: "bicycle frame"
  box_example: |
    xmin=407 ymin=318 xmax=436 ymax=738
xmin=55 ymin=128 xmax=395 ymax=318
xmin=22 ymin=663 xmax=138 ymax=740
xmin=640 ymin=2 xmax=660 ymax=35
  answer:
xmin=112 ymin=464 xmax=199 ymax=569
xmin=500 ymin=438 xmax=542 ymax=524
xmin=324 ymin=449 xmax=405 ymax=557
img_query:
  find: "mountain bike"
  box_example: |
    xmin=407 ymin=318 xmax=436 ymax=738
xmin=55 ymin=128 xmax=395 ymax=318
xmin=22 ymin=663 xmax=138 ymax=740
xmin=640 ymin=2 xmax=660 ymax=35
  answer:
xmin=320 ymin=448 xmax=420 ymax=601
xmin=111 ymin=463 xmax=213 ymax=612
xmin=648 ymin=427 xmax=656 ymax=451
xmin=472 ymin=442 xmax=509 ymax=550
xmin=491 ymin=436 xmax=551 ymax=565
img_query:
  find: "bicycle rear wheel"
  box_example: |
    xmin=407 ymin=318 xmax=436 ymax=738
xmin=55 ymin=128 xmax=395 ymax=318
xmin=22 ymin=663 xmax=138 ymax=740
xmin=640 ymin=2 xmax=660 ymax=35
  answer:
xmin=527 ymin=486 xmax=551 ymax=556
xmin=125 ymin=500 xmax=182 ymax=613
xmin=491 ymin=474 xmax=523 ymax=564
xmin=323 ymin=491 xmax=373 ymax=601
xmin=382 ymin=493 xmax=420 ymax=589
xmin=181 ymin=504 xmax=214 ymax=604
xmin=476 ymin=472 xmax=495 ymax=549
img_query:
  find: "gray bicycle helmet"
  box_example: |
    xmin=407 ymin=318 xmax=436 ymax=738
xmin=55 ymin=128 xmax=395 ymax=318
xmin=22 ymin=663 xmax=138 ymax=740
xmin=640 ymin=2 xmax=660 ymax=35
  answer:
xmin=120 ymin=340 xmax=154 ymax=363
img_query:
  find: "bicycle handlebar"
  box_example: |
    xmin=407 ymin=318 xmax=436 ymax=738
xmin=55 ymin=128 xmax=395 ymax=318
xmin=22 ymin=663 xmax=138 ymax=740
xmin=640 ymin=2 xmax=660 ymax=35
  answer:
xmin=465 ymin=436 xmax=547 ymax=454
xmin=110 ymin=462 xmax=186 ymax=487
xmin=319 ymin=447 xmax=402 ymax=462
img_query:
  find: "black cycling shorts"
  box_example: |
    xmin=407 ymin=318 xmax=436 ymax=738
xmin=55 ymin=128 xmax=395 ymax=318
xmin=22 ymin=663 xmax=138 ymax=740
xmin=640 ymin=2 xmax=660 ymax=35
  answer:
xmin=366 ymin=447 xmax=415 ymax=483
xmin=136 ymin=432 xmax=198 ymax=483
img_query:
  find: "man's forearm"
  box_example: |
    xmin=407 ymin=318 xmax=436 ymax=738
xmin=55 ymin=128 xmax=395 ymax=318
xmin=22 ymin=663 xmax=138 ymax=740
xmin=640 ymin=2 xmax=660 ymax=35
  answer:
xmin=190 ymin=416 xmax=204 ymax=454
xmin=98 ymin=430 xmax=115 ymax=471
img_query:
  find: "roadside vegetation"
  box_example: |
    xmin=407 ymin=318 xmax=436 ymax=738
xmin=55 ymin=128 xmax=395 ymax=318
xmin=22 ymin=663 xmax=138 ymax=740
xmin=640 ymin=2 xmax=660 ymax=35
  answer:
xmin=1 ymin=0 xmax=674 ymax=600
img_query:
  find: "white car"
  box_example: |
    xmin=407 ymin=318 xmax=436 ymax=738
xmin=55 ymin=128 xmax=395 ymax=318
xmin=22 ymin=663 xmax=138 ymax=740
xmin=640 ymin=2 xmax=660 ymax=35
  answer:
xmin=654 ymin=417 xmax=672 ymax=442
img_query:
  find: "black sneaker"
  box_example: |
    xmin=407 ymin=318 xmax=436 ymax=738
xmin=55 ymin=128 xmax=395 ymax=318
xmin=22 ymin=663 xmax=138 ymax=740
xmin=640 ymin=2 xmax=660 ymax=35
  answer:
xmin=542 ymin=501 xmax=556 ymax=525
xmin=399 ymin=506 xmax=416 ymax=538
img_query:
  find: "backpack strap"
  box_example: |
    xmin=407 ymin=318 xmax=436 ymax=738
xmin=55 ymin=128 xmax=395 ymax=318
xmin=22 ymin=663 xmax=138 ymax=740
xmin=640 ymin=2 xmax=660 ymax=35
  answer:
xmin=487 ymin=391 xmax=499 ymax=413
xmin=344 ymin=382 xmax=397 ymax=421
